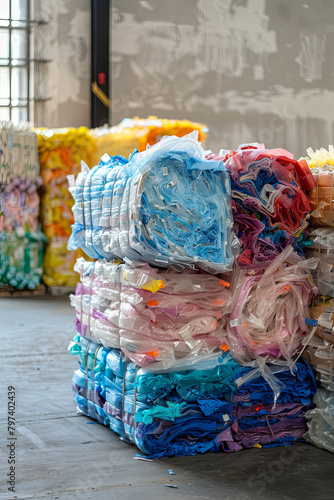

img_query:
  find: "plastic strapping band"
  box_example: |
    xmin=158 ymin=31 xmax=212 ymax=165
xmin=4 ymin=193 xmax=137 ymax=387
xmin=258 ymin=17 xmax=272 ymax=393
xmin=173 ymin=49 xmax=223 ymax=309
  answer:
xmin=92 ymin=344 xmax=103 ymax=405
xmin=113 ymin=164 xmax=125 ymax=253
xmin=118 ymin=264 xmax=121 ymax=345
xmin=87 ymin=261 xmax=95 ymax=340
xmin=330 ymin=343 xmax=334 ymax=381
xmin=82 ymin=169 xmax=87 ymax=254
xmin=83 ymin=340 xmax=90 ymax=397
xmin=121 ymin=357 xmax=131 ymax=441
xmin=294 ymin=325 xmax=318 ymax=364
xmin=88 ymin=167 xmax=94 ymax=256
xmin=100 ymin=164 xmax=108 ymax=233
xmin=133 ymin=365 xmax=140 ymax=425
xmin=265 ymin=414 xmax=275 ymax=437
xmin=79 ymin=263 xmax=84 ymax=336
xmin=109 ymin=165 xmax=121 ymax=252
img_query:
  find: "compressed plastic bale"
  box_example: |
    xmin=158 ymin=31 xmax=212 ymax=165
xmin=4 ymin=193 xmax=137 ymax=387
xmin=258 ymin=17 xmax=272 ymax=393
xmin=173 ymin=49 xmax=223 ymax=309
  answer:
xmin=210 ymin=143 xmax=315 ymax=268
xmin=0 ymin=125 xmax=40 ymax=187
xmin=303 ymin=336 xmax=334 ymax=389
xmin=0 ymin=177 xmax=46 ymax=290
xmin=88 ymin=116 xmax=208 ymax=167
xmin=224 ymin=246 xmax=318 ymax=364
xmin=221 ymin=358 xmax=317 ymax=451
xmin=69 ymin=335 xmax=236 ymax=458
xmin=36 ymin=127 xmax=96 ymax=287
xmin=70 ymin=257 xmax=233 ymax=370
xmin=309 ymin=295 xmax=334 ymax=344
xmin=302 ymin=332 xmax=334 ymax=453
xmin=304 ymin=388 xmax=334 ymax=453
xmin=68 ymin=133 xmax=238 ymax=273
xmin=306 ymin=228 xmax=334 ymax=298
xmin=300 ymin=146 xmax=334 ymax=227
xmin=0 ymin=126 xmax=45 ymax=290
xmin=69 ymin=336 xmax=316 ymax=457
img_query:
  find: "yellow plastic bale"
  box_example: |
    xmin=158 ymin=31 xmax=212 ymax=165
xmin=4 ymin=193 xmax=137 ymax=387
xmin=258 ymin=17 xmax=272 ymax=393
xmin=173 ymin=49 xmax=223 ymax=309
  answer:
xmin=36 ymin=127 xmax=96 ymax=287
xmin=88 ymin=116 xmax=208 ymax=167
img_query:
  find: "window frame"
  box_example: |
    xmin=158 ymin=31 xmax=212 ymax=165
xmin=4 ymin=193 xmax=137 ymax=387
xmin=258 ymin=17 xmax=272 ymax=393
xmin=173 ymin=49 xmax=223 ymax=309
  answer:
xmin=0 ymin=0 xmax=31 ymax=123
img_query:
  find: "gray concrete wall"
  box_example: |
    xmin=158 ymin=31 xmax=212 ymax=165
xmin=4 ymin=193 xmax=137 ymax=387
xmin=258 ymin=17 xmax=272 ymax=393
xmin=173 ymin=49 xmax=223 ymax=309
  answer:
xmin=33 ymin=0 xmax=91 ymax=128
xmin=110 ymin=0 xmax=334 ymax=158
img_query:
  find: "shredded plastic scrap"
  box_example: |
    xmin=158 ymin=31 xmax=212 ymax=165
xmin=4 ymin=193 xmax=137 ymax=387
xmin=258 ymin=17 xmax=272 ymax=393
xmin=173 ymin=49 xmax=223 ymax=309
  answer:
xmin=68 ymin=134 xmax=238 ymax=273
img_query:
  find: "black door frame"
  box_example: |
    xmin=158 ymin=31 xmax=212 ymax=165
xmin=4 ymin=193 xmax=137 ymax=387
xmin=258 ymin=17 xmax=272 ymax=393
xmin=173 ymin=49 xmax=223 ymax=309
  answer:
xmin=91 ymin=0 xmax=110 ymax=128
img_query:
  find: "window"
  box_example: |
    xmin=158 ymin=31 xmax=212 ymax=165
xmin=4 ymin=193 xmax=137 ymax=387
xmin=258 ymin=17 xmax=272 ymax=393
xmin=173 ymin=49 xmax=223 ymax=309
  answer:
xmin=0 ymin=0 xmax=30 ymax=123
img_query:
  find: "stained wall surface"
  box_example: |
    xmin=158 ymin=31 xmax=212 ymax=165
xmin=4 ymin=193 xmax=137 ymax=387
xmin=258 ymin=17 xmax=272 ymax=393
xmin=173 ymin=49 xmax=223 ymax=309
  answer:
xmin=33 ymin=0 xmax=91 ymax=128
xmin=111 ymin=0 xmax=334 ymax=157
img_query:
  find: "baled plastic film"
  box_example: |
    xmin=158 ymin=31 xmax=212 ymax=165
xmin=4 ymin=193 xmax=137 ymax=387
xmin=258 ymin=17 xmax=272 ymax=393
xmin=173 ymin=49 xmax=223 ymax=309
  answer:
xmin=69 ymin=335 xmax=236 ymax=457
xmin=302 ymin=335 xmax=334 ymax=387
xmin=0 ymin=176 xmax=46 ymax=289
xmin=225 ymin=246 xmax=318 ymax=364
xmin=304 ymin=388 xmax=334 ymax=453
xmin=68 ymin=134 xmax=239 ymax=273
xmin=223 ymin=356 xmax=316 ymax=451
xmin=69 ymin=335 xmax=316 ymax=456
xmin=303 ymin=339 xmax=334 ymax=455
xmin=68 ymin=155 xmax=128 ymax=260
xmin=71 ymin=257 xmax=233 ymax=369
xmin=309 ymin=295 xmax=334 ymax=344
xmin=300 ymin=146 xmax=334 ymax=227
xmin=306 ymin=228 xmax=334 ymax=297
xmin=212 ymin=143 xmax=313 ymax=268
xmin=37 ymin=127 xmax=96 ymax=287
xmin=88 ymin=117 xmax=208 ymax=166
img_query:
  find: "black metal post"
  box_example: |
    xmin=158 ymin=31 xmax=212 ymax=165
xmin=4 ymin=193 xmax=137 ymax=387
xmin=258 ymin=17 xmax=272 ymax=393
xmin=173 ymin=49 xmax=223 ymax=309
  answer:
xmin=91 ymin=0 xmax=110 ymax=128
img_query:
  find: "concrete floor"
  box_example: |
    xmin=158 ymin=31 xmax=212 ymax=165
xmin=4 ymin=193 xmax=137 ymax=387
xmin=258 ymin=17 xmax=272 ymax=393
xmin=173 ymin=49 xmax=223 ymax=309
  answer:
xmin=1 ymin=297 xmax=334 ymax=500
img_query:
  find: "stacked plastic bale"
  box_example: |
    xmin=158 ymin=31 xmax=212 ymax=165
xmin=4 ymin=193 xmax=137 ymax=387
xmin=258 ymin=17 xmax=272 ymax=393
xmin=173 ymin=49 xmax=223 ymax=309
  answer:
xmin=88 ymin=117 xmax=208 ymax=168
xmin=68 ymin=133 xmax=236 ymax=270
xmin=69 ymin=336 xmax=239 ymax=458
xmin=219 ymin=246 xmax=318 ymax=451
xmin=303 ymin=334 xmax=334 ymax=453
xmin=210 ymin=143 xmax=315 ymax=268
xmin=69 ymin=334 xmax=316 ymax=457
xmin=222 ymin=358 xmax=317 ymax=451
xmin=69 ymin=281 xmax=316 ymax=457
xmin=0 ymin=125 xmax=46 ymax=290
xmin=68 ymin=133 xmax=239 ymax=457
xmin=70 ymin=258 xmax=234 ymax=367
xmin=67 ymin=134 xmax=318 ymax=457
xmin=303 ymin=146 xmax=334 ymax=228
xmin=302 ymin=147 xmax=334 ymax=330
xmin=215 ymin=143 xmax=319 ymax=449
xmin=297 ymin=146 xmax=334 ymax=451
xmin=36 ymin=127 xmax=96 ymax=288
xmin=37 ymin=120 xmax=207 ymax=290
